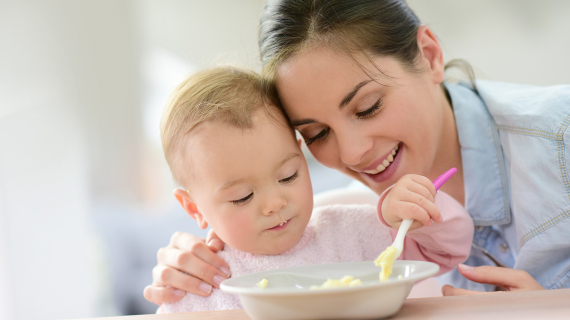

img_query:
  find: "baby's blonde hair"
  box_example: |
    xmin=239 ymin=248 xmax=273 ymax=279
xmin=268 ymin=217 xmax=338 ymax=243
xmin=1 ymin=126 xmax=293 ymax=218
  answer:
xmin=161 ymin=66 xmax=284 ymax=188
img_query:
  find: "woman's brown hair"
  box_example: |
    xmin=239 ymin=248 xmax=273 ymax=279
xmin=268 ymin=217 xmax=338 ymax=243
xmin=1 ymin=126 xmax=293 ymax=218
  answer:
xmin=259 ymin=0 xmax=476 ymax=91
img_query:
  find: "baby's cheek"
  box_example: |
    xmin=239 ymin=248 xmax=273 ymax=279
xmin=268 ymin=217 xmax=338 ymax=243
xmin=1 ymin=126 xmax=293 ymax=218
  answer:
xmin=220 ymin=217 xmax=259 ymax=250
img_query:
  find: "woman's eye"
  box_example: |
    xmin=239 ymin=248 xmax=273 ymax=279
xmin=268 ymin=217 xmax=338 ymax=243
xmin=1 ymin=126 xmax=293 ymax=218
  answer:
xmin=305 ymin=128 xmax=330 ymax=146
xmin=356 ymin=98 xmax=383 ymax=119
xmin=279 ymin=171 xmax=299 ymax=183
xmin=231 ymin=192 xmax=253 ymax=205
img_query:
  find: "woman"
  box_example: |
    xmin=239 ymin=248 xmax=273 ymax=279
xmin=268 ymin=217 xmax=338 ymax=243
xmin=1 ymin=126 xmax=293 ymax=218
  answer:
xmin=145 ymin=0 xmax=567 ymax=304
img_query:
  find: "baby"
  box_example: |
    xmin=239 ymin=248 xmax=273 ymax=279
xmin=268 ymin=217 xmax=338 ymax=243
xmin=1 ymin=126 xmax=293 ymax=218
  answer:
xmin=158 ymin=66 xmax=473 ymax=313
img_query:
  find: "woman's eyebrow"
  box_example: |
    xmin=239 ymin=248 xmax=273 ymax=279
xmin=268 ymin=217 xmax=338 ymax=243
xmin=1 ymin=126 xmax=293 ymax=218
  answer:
xmin=339 ymin=79 xmax=373 ymax=109
xmin=290 ymin=79 xmax=373 ymax=127
xmin=290 ymin=118 xmax=315 ymax=127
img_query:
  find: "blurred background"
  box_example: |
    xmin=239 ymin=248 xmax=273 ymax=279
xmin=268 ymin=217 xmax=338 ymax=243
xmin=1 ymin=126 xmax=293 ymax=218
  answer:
xmin=0 ymin=0 xmax=569 ymax=319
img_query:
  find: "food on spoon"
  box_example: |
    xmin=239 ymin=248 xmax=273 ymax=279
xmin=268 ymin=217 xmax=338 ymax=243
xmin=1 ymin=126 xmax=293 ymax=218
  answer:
xmin=310 ymin=275 xmax=362 ymax=290
xmin=375 ymin=246 xmax=398 ymax=282
xmin=257 ymin=278 xmax=268 ymax=288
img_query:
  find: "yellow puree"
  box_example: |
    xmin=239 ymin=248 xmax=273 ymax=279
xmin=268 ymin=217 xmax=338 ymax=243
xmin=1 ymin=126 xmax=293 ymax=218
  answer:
xmin=310 ymin=275 xmax=362 ymax=290
xmin=374 ymin=246 xmax=397 ymax=282
xmin=258 ymin=246 xmax=398 ymax=291
xmin=257 ymin=278 xmax=268 ymax=288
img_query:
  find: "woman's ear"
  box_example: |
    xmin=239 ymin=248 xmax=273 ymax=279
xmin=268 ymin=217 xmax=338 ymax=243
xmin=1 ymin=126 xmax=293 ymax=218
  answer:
xmin=416 ymin=25 xmax=444 ymax=84
xmin=173 ymin=189 xmax=209 ymax=229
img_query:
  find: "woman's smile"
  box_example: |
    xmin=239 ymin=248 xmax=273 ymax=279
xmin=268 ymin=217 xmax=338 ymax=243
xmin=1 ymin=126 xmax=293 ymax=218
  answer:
xmin=361 ymin=143 xmax=400 ymax=174
xmin=360 ymin=143 xmax=402 ymax=183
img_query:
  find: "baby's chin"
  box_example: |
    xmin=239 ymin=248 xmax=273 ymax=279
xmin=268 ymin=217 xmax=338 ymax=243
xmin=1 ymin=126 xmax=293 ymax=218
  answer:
xmin=232 ymin=226 xmax=307 ymax=255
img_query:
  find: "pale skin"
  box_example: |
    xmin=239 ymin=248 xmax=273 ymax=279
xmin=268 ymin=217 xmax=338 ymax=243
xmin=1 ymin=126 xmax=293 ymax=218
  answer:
xmin=144 ymin=26 xmax=543 ymax=304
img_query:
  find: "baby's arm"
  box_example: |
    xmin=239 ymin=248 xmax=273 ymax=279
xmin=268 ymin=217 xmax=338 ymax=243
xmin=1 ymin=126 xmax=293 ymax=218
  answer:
xmin=378 ymin=182 xmax=473 ymax=275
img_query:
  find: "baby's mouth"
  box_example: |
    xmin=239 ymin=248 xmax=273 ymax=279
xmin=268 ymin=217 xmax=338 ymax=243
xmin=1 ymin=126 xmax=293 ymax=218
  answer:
xmin=364 ymin=143 xmax=400 ymax=175
xmin=268 ymin=219 xmax=290 ymax=230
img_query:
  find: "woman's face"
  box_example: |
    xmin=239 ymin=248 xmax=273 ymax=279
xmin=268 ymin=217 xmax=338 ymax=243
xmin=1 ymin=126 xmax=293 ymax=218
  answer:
xmin=276 ymin=48 xmax=450 ymax=195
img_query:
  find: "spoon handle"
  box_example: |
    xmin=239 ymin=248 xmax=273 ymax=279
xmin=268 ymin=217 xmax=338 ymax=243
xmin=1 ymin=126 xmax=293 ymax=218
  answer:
xmin=393 ymin=219 xmax=413 ymax=254
xmin=433 ymin=167 xmax=457 ymax=190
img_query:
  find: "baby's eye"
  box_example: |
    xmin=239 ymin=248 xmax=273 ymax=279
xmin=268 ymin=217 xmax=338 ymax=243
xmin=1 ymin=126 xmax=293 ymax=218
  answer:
xmin=279 ymin=171 xmax=299 ymax=183
xmin=231 ymin=192 xmax=253 ymax=205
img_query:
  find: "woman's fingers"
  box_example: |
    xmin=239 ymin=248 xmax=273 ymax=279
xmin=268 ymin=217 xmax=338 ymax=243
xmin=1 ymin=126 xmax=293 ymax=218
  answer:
xmin=206 ymin=229 xmax=225 ymax=252
xmin=152 ymin=264 xmax=215 ymax=296
xmin=442 ymin=265 xmax=544 ymax=297
xmin=143 ymin=284 xmax=187 ymax=305
xmin=169 ymin=232 xmax=231 ymax=278
xmin=441 ymin=284 xmax=488 ymax=296
xmin=144 ymin=231 xmax=232 ymax=305
xmin=456 ymin=264 xmax=544 ymax=291
xmin=158 ymin=245 xmax=230 ymax=289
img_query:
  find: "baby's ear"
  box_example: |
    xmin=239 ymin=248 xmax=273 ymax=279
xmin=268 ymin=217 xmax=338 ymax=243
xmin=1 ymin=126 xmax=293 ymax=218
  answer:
xmin=173 ymin=189 xmax=208 ymax=229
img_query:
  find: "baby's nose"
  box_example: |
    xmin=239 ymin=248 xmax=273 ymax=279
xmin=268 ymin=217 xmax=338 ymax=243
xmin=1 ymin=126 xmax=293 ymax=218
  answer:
xmin=262 ymin=194 xmax=287 ymax=216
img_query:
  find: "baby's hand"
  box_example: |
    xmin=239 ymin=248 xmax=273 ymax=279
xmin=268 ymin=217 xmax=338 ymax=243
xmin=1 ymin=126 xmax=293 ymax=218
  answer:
xmin=381 ymin=174 xmax=441 ymax=231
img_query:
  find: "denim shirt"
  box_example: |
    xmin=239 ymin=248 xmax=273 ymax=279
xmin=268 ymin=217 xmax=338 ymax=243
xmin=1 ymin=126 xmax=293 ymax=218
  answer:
xmin=437 ymin=80 xmax=570 ymax=291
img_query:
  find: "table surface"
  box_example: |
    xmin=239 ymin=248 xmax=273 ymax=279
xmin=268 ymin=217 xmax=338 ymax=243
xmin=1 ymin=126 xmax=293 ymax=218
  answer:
xmin=80 ymin=288 xmax=570 ymax=320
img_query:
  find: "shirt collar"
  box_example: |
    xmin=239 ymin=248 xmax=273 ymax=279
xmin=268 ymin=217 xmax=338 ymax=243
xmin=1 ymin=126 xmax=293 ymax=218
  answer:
xmin=445 ymin=82 xmax=511 ymax=226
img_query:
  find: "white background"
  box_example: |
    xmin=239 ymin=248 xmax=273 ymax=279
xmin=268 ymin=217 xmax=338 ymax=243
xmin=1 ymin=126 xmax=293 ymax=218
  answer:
xmin=0 ymin=1 xmax=569 ymax=319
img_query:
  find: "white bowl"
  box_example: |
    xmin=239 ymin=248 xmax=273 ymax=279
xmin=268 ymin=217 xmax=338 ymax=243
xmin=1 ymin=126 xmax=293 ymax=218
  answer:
xmin=220 ymin=260 xmax=439 ymax=320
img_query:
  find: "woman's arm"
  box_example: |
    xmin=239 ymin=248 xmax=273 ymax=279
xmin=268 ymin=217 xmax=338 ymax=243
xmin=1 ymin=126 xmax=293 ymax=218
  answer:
xmin=143 ymin=229 xmax=230 ymax=305
xmin=442 ymin=264 xmax=544 ymax=295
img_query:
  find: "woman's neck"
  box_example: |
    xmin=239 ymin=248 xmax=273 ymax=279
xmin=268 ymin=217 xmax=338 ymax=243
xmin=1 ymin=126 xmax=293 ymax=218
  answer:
xmin=430 ymin=88 xmax=465 ymax=206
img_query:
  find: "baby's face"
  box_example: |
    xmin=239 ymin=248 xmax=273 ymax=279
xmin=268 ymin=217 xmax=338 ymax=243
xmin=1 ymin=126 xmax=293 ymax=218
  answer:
xmin=185 ymin=108 xmax=314 ymax=254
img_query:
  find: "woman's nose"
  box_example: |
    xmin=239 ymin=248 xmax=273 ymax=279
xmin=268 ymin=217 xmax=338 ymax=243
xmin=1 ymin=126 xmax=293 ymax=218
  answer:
xmin=336 ymin=128 xmax=371 ymax=166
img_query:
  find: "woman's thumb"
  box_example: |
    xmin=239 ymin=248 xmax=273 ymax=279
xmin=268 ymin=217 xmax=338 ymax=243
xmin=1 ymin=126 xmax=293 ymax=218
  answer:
xmin=206 ymin=229 xmax=224 ymax=252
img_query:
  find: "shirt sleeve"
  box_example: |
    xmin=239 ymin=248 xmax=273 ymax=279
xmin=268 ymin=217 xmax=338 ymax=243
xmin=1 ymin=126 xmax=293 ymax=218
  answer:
xmin=377 ymin=187 xmax=474 ymax=275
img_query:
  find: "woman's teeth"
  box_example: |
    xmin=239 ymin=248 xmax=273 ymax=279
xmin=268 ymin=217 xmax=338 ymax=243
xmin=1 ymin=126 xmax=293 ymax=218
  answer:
xmin=365 ymin=144 xmax=399 ymax=174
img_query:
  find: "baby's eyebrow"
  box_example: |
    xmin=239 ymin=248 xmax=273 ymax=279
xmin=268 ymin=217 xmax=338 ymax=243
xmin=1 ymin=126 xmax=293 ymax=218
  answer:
xmin=275 ymin=153 xmax=301 ymax=170
xmin=219 ymin=178 xmax=247 ymax=192
xmin=218 ymin=154 xmax=300 ymax=192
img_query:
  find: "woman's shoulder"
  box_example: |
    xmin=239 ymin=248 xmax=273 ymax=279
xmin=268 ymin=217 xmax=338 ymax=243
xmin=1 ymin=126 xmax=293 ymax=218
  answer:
xmin=475 ymin=80 xmax=570 ymax=131
xmin=448 ymin=80 xmax=570 ymax=134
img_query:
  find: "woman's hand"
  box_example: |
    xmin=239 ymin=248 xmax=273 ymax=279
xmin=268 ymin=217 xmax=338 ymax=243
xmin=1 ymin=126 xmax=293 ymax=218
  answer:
xmin=442 ymin=264 xmax=545 ymax=296
xmin=381 ymin=174 xmax=441 ymax=231
xmin=143 ymin=229 xmax=230 ymax=305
